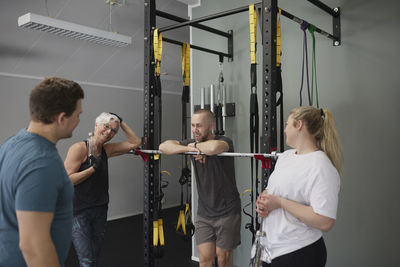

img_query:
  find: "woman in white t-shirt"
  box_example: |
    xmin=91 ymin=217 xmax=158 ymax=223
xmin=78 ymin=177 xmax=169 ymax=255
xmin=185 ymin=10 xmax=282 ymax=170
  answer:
xmin=256 ymin=106 xmax=343 ymax=267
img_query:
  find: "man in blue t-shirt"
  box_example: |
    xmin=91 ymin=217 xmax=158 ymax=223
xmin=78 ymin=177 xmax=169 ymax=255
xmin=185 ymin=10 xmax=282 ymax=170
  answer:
xmin=0 ymin=77 xmax=84 ymax=267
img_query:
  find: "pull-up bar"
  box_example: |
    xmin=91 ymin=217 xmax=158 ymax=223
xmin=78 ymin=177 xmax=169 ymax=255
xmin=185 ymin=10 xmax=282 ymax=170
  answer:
xmin=163 ymin=37 xmax=231 ymax=59
xmin=158 ymin=1 xmax=340 ymax=45
xmin=158 ymin=5 xmax=249 ymax=33
xmin=156 ymin=10 xmax=231 ymax=38
xmin=280 ymin=9 xmax=337 ymax=44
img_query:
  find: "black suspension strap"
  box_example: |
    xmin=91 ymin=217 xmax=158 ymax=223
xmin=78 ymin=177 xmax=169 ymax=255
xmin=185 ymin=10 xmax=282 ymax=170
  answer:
xmin=299 ymin=21 xmax=311 ymax=106
xmin=215 ymin=55 xmax=225 ymax=135
xmin=154 ymin=28 xmax=163 ymax=100
xmin=241 ymin=188 xmax=255 ymax=243
xmin=184 ymin=173 xmax=194 ymax=240
xmin=247 ymin=4 xmax=258 ymax=242
xmin=181 ymin=43 xmax=190 ymax=108
xmin=276 ymin=8 xmax=284 ymax=152
xmin=308 ymin=24 xmax=320 ymax=108
xmin=176 ymin=167 xmax=190 ymax=238
xmin=153 ymin=28 xmax=163 ymax=144
xmin=152 ymin=29 xmax=164 ymax=258
xmin=176 ymin=43 xmax=194 ymax=240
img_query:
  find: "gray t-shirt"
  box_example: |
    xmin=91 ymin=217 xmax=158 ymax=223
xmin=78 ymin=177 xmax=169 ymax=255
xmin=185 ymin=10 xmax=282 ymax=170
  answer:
xmin=0 ymin=129 xmax=73 ymax=266
xmin=181 ymin=136 xmax=240 ymax=219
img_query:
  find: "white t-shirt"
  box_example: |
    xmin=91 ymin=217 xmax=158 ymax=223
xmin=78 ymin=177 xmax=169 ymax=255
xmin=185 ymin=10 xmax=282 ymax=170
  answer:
xmin=260 ymin=149 xmax=340 ymax=263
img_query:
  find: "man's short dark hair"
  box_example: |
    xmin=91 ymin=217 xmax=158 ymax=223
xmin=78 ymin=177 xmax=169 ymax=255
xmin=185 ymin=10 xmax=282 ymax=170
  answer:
xmin=30 ymin=77 xmax=84 ymax=124
xmin=193 ymin=109 xmax=215 ymax=124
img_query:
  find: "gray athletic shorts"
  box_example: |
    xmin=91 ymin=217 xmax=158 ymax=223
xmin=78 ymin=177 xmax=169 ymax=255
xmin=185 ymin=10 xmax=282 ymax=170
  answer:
xmin=195 ymin=213 xmax=241 ymax=250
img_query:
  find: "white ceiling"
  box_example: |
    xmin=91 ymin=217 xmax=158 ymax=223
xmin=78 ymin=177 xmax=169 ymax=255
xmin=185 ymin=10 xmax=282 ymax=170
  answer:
xmin=0 ymin=0 xmax=190 ymax=93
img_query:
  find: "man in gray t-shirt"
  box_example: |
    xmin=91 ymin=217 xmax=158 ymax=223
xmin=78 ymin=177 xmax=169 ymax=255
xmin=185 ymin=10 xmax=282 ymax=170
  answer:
xmin=159 ymin=109 xmax=241 ymax=267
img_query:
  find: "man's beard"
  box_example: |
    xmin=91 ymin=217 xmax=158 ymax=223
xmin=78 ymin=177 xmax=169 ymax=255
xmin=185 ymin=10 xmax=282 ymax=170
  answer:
xmin=198 ymin=127 xmax=212 ymax=142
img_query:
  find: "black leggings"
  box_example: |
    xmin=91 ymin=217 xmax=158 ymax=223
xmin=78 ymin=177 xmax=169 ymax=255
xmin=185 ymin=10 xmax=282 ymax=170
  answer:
xmin=262 ymin=237 xmax=327 ymax=267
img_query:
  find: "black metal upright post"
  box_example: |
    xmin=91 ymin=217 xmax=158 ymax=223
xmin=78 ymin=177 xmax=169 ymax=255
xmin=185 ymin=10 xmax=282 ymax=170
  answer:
xmin=143 ymin=0 xmax=157 ymax=266
xmin=260 ymin=0 xmax=278 ymax=189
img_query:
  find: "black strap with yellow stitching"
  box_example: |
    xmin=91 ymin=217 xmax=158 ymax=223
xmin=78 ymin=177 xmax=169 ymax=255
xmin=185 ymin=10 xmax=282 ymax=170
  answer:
xmin=152 ymin=29 xmax=164 ymax=258
xmin=247 ymin=4 xmax=258 ymax=243
xmin=276 ymin=8 xmax=284 ymax=152
xmin=176 ymin=43 xmax=194 ymax=240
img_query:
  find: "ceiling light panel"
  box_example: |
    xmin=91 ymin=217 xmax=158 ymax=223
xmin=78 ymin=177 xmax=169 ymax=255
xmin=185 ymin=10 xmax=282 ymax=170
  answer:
xmin=18 ymin=13 xmax=132 ymax=47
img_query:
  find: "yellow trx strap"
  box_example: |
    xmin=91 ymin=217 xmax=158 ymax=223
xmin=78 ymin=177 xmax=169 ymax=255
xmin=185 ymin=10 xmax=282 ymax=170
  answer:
xmin=181 ymin=43 xmax=190 ymax=87
xmin=277 ymin=8 xmax=282 ymax=67
xmin=153 ymin=218 xmax=165 ymax=246
xmin=184 ymin=203 xmax=193 ymax=224
xmin=176 ymin=203 xmax=193 ymax=236
xmin=153 ymin=29 xmax=163 ymax=76
xmin=249 ymin=4 xmax=257 ymax=64
xmin=158 ymin=218 xmax=165 ymax=246
xmin=176 ymin=209 xmax=186 ymax=235
xmin=153 ymin=220 xmax=159 ymax=246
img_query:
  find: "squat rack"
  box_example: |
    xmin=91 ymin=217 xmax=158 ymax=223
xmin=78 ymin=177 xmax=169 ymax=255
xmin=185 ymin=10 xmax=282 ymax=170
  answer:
xmin=143 ymin=1 xmax=340 ymax=266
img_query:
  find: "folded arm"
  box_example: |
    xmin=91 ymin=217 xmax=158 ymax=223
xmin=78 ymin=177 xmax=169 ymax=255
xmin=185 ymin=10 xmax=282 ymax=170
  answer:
xmin=195 ymin=139 xmax=229 ymax=155
xmin=256 ymin=191 xmax=335 ymax=232
xmin=159 ymin=140 xmax=198 ymax=155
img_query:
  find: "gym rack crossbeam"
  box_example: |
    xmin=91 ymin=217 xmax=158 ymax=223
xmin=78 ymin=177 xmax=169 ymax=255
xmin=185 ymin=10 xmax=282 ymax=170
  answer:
xmin=156 ymin=10 xmax=231 ymax=38
xmin=163 ymin=37 xmax=231 ymax=60
xmin=158 ymin=5 xmax=250 ymax=33
xmin=157 ymin=14 xmax=233 ymax=60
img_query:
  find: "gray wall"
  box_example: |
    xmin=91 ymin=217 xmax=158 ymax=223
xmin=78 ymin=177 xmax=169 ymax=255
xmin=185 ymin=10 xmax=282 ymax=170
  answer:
xmin=0 ymin=0 xmax=189 ymax=219
xmin=191 ymin=0 xmax=400 ymax=266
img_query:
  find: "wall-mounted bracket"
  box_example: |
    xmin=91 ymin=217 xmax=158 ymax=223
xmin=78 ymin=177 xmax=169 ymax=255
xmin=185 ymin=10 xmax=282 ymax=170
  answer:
xmin=227 ymin=30 xmax=233 ymax=62
xmin=307 ymin=0 xmax=341 ymax=46
xmin=332 ymin=7 xmax=341 ymax=46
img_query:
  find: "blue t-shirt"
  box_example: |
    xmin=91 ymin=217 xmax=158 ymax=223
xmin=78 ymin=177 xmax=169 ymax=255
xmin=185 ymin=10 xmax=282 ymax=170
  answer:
xmin=0 ymin=129 xmax=73 ymax=266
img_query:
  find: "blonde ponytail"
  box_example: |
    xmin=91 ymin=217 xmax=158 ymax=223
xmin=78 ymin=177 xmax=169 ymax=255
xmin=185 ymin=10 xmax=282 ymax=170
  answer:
xmin=320 ymin=109 xmax=343 ymax=176
xmin=291 ymin=106 xmax=343 ymax=177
